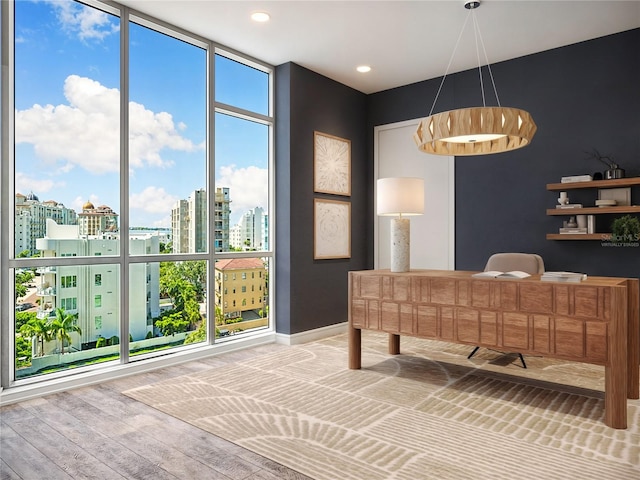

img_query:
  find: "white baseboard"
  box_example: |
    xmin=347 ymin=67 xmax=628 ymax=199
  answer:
xmin=275 ymin=322 xmax=348 ymax=346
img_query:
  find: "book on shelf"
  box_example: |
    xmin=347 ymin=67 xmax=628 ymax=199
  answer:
xmin=559 ymin=227 xmax=587 ymax=234
xmin=555 ymin=204 xmax=583 ymax=209
xmin=541 ymin=271 xmax=587 ymax=283
xmin=561 ymin=174 xmax=593 ymax=183
xmin=472 ymin=270 xmax=531 ymax=279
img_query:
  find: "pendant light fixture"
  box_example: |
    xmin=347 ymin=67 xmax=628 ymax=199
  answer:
xmin=414 ymin=1 xmax=536 ymax=156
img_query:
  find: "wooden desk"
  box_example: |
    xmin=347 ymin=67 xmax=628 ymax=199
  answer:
xmin=348 ymin=269 xmax=639 ymax=429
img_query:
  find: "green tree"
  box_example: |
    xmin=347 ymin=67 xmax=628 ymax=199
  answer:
xmin=49 ymin=308 xmax=81 ymax=354
xmin=15 ymin=311 xmax=37 ymax=331
xmin=15 ymin=269 xmax=34 ymax=300
xmin=19 ymin=316 xmax=52 ymax=357
xmin=160 ymin=261 xmax=206 ymax=302
xmin=156 ymin=311 xmax=190 ymax=336
xmin=15 ymin=335 xmax=32 ymax=367
xmin=184 ymin=319 xmax=206 ymax=344
xmin=214 ymin=305 xmax=224 ymax=325
xmin=16 ymin=250 xmax=31 ymax=258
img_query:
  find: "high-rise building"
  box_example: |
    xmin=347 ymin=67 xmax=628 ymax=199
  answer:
xmin=214 ymin=187 xmax=231 ymax=252
xmin=230 ymin=206 xmax=268 ymax=251
xmin=172 ymin=187 xmax=230 ymax=253
xmin=171 ymin=199 xmax=190 ymax=253
xmin=14 ymin=192 xmax=77 ymax=255
xmin=35 ymin=219 xmax=160 ymax=353
xmin=188 ymin=188 xmax=207 ymax=253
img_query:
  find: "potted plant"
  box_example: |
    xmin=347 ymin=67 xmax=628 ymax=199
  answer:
xmin=611 ymin=215 xmax=640 ymax=243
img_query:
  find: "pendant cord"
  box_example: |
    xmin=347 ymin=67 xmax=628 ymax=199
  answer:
xmin=428 ymin=10 xmax=472 ymax=116
xmin=473 ymin=11 xmax=486 ymax=107
xmin=472 ymin=10 xmax=501 ymax=107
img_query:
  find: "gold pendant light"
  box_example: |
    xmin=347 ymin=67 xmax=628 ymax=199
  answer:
xmin=414 ymin=1 xmax=536 ymax=156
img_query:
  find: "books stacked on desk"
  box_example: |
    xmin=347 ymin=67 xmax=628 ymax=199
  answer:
xmin=559 ymin=227 xmax=587 ymax=234
xmin=555 ymin=204 xmax=583 ymax=209
xmin=561 ymin=174 xmax=593 ymax=183
xmin=541 ymin=271 xmax=587 ymax=283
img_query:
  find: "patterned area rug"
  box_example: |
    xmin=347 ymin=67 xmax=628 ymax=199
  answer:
xmin=124 ymin=332 xmax=640 ymax=480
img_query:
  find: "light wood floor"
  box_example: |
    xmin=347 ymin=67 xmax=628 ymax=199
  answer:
xmin=0 ymin=342 xmax=313 ymax=480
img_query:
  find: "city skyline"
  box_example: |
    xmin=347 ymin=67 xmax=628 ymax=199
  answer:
xmin=14 ymin=185 xmax=265 ymax=230
xmin=15 ymin=0 xmax=269 ymax=229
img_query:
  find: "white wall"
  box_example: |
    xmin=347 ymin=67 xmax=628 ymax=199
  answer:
xmin=374 ymin=119 xmax=455 ymax=270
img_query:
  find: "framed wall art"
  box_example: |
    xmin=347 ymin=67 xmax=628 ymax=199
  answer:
xmin=314 ymin=131 xmax=351 ymax=196
xmin=314 ymin=198 xmax=351 ymax=259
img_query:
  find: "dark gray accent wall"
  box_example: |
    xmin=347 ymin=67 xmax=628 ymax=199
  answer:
xmin=368 ymin=29 xmax=640 ymax=278
xmin=275 ymin=29 xmax=639 ymax=336
xmin=275 ymin=63 xmax=368 ymax=335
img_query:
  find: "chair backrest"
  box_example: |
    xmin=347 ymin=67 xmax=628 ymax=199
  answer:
xmin=484 ymin=253 xmax=545 ymax=275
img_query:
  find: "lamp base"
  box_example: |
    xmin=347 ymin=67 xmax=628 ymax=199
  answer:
xmin=390 ymin=217 xmax=410 ymax=273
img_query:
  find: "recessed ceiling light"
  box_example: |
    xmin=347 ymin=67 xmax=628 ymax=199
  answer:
xmin=356 ymin=65 xmax=371 ymax=73
xmin=251 ymin=12 xmax=270 ymax=22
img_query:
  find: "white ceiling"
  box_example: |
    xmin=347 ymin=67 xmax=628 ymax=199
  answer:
xmin=119 ymin=0 xmax=640 ymax=94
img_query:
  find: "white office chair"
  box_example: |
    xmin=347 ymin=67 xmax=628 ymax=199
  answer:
xmin=468 ymin=252 xmax=545 ymax=368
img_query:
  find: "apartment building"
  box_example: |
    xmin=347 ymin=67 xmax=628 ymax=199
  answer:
xmin=14 ymin=192 xmax=77 ymax=255
xmin=214 ymin=257 xmax=266 ymax=320
xmin=35 ymin=219 xmax=160 ymax=352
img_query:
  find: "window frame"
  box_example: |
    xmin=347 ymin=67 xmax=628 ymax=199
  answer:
xmin=1 ymin=0 xmax=275 ymax=397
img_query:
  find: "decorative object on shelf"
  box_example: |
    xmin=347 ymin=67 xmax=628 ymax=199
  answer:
xmin=586 ymin=148 xmax=625 ymax=180
xmin=596 ymin=199 xmax=617 ymax=207
xmin=567 ymin=216 xmax=578 ymax=228
xmin=611 ymin=215 xmax=640 ymax=242
xmin=588 ymin=215 xmax=596 ymax=234
xmin=577 ymin=215 xmax=587 ymax=229
xmin=377 ymin=177 xmax=424 ymax=273
xmin=559 ymin=227 xmax=587 ymax=234
xmin=413 ymin=1 xmax=536 ymax=156
xmin=556 ymin=203 xmax=582 ymax=209
xmin=558 ymin=191 xmax=569 ymax=205
xmin=313 ymin=131 xmax=351 ymax=196
xmin=313 ymin=198 xmax=351 ymax=259
xmin=561 ymin=174 xmax=592 ymax=183
xmin=598 ymin=187 xmax=631 ymax=206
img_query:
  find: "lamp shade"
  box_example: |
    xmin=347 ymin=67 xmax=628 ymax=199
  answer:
xmin=376 ymin=177 xmax=424 ymax=216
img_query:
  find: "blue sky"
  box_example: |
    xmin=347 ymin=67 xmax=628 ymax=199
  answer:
xmin=15 ymin=0 xmax=269 ymax=228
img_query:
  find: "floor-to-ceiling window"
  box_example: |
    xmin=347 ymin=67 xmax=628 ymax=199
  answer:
xmin=2 ymin=0 xmax=274 ymax=398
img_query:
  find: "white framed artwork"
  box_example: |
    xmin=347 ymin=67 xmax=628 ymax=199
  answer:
xmin=314 ymin=131 xmax=351 ymax=196
xmin=314 ymin=198 xmax=351 ymax=259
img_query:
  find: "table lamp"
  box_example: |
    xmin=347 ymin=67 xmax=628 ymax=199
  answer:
xmin=376 ymin=177 xmax=425 ymax=272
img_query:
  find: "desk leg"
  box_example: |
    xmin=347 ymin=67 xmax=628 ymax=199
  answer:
xmin=389 ymin=333 xmax=400 ymax=355
xmin=605 ymin=287 xmax=628 ymax=429
xmin=349 ymin=325 xmax=361 ymax=369
xmin=605 ymin=365 xmax=627 ymax=429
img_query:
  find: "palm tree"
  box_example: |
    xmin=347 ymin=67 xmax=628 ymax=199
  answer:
xmin=49 ymin=308 xmax=81 ymax=354
xmin=19 ymin=317 xmax=53 ymax=357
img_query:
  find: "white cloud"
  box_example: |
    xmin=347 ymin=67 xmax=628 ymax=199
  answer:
xmin=51 ymin=0 xmax=119 ymax=42
xmin=15 ymin=75 xmax=203 ymax=175
xmin=15 ymin=172 xmax=62 ymax=196
xmin=130 ymin=186 xmax=179 ymax=214
xmin=217 ymin=165 xmax=268 ymax=224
